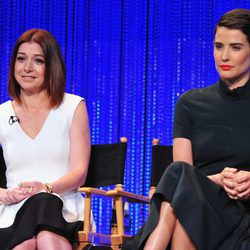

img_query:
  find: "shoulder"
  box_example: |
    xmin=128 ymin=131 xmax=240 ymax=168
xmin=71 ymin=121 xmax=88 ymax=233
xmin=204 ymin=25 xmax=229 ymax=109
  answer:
xmin=0 ymin=101 xmax=12 ymax=137
xmin=57 ymin=93 xmax=86 ymax=124
xmin=58 ymin=93 xmax=85 ymax=111
xmin=62 ymin=93 xmax=85 ymax=105
xmin=0 ymin=100 xmax=11 ymax=111
xmin=176 ymin=84 xmax=217 ymax=106
xmin=0 ymin=100 xmax=12 ymax=117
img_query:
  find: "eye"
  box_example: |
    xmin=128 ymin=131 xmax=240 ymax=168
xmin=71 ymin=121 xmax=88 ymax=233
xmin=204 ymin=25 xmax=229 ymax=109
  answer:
xmin=214 ymin=43 xmax=223 ymax=50
xmin=34 ymin=58 xmax=45 ymax=65
xmin=232 ymin=45 xmax=241 ymax=51
xmin=16 ymin=56 xmax=26 ymax=62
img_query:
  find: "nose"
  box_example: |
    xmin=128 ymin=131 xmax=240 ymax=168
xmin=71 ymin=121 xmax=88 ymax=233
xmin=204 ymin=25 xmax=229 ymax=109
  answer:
xmin=221 ymin=48 xmax=230 ymax=62
xmin=24 ymin=59 xmax=33 ymax=72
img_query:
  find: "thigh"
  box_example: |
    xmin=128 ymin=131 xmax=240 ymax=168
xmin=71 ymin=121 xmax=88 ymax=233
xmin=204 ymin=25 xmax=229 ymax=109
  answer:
xmin=12 ymin=239 xmax=36 ymax=250
xmin=37 ymin=231 xmax=72 ymax=250
xmin=155 ymin=161 xmax=246 ymax=250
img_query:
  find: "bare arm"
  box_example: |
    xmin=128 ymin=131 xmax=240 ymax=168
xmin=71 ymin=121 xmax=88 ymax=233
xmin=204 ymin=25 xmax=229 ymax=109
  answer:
xmin=20 ymin=101 xmax=91 ymax=194
xmin=50 ymin=101 xmax=91 ymax=193
xmin=173 ymin=138 xmax=229 ymax=188
xmin=173 ymin=137 xmax=193 ymax=165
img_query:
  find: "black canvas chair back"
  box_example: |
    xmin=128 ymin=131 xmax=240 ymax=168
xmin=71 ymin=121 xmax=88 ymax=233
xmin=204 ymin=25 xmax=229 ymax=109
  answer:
xmin=78 ymin=138 xmax=132 ymax=249
xmin=0 ymin=147 xmax=6 ymax=188
xmin=150 ymin=139 xmax=173 ymax=187
xmin=83 ymin=139 xmax=127 ymax=188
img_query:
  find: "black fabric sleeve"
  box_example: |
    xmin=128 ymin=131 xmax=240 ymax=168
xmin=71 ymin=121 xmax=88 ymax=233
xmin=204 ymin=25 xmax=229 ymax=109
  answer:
xmin=173 ymin=91 xmax=193 ymax=140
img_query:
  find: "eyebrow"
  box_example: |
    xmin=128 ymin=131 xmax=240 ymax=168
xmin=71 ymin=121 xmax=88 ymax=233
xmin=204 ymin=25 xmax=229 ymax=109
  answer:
xmin=214 ymin=41 xmax=245 ymax=46
xmin=17 ymin=52 xmax=44 ymax=57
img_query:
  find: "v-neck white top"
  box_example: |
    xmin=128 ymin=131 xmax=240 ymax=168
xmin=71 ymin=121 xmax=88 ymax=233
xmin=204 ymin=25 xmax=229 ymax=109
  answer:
xmin=0 ymin=93 xmax=85 ymax=227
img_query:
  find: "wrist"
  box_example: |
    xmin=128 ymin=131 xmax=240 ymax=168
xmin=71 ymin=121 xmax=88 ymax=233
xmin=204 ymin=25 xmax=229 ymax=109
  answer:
xmin=44 ymin=183 xmax=53 ymax=193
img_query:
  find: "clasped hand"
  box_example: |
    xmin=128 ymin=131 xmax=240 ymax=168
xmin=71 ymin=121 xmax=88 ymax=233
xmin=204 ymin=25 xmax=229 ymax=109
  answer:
xmin=0 ymin=181 xmax=44 ymax=205
xmin=221 ymin=167 xmax=250 ymax=200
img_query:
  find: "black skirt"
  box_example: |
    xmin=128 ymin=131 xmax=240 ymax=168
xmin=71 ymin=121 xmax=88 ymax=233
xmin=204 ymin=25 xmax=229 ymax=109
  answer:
xmin=0 ymin=192 xmax=83 ymax=250
xmin=122 ymin=162 xmax=250 ymax=250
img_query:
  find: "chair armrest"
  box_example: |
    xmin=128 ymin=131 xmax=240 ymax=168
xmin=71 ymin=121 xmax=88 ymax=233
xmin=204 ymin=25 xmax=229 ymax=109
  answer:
xmin=79 ymin=187 xmax=108 ymax=196
xmin=106 ymin=189 xmax=150 ymax=204
xmin=149 ymin=186 xmax=156 ymax=199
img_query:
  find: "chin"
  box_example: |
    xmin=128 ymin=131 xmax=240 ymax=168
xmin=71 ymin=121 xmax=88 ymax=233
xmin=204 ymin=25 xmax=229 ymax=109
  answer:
xmin=221 ymin=75 xmax=249 ymax=87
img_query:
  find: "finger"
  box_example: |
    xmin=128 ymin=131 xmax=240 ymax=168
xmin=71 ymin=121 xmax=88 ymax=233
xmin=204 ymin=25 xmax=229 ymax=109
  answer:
xmin=228 ymin=194 xmax=238 ymax=200
xmin=5 ymin=190 xmax=17 ymax=204
xmin=223 ymin=167 xmax=238 ymax=173
xmin=223 ymin=185 xmax=238 ymax=196
xmin=19 ymin=181 xmax=34 ymax=187
xmin=223 ymin=179 xmax=236 ymax=189
xmin=236 ymin=187 xmax=248 ymax=195
xmin=18 ymin=183 xmax=35 ymax=194
xmin=10 ymin=189 xmax=30 ymax=201
xmin=235 ymin=173 xmax=249 ymax=184
xmin=222 ymin=172 xmax=235 ymax=179
xmin=237 ymin=191 xmax=249 ymax=199
xmin=222 ymin=169 xmax=238 ymax=179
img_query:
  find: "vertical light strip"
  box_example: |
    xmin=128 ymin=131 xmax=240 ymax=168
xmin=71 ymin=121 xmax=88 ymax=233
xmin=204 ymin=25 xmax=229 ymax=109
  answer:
xmin=0 ymin=0 xmax=249 ymax=236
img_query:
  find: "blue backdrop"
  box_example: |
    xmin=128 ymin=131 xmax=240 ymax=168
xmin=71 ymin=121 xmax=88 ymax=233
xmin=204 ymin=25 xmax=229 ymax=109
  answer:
xmin=0 ymin=0 xmax=249 ymax=235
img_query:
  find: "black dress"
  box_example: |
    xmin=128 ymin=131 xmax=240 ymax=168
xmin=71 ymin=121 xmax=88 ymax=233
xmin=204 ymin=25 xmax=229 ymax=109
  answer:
xmin=122 ymin=78 xmax=250 ymax=250
xmin=0 ymin=193 xmax=83 ymax=249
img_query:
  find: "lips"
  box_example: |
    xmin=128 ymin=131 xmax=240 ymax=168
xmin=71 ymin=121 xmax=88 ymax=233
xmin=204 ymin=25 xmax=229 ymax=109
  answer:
xmin=220 ymin=65 xmax=233 ymax=71
xmin=21 ymin=75 xmax=36 ymax=79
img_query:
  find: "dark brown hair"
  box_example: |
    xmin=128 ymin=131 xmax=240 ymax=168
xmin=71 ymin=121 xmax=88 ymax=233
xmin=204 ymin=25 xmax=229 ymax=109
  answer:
xmin=8 ymin=29 xmax=66 ymax=107
xmin=215 ymin=9 xmax=250 ymax=43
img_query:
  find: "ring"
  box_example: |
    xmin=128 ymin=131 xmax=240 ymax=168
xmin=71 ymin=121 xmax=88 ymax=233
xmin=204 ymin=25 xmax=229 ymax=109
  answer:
xmin=28 ymin=186 xmax=33 ymax=193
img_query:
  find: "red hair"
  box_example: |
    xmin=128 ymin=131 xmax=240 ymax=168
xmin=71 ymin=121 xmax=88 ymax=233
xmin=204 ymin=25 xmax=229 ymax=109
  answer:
xmin=8 ymin=29 xmax=66 ymax=107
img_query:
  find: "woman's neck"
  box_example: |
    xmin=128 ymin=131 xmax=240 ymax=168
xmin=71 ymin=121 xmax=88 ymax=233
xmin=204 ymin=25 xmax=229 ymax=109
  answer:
xmin=222 ymin=71 xmax=250 ymax=90
xmin=17 ymin=90 xmax=51 ymax=111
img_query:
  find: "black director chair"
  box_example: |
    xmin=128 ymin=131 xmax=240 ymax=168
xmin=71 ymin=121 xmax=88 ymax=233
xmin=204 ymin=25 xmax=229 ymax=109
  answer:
xmin=149 ymin=138 xmax=173 ymax=198
xmin=78 ymin=137 xmax=149 ymax=250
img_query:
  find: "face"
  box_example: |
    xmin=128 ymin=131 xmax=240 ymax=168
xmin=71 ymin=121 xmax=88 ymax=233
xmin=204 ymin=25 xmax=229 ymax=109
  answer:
xmin=14 ymin=42 xmax=45 ymax=94
xmin=214 ymin=27 xmax=250 ymax=88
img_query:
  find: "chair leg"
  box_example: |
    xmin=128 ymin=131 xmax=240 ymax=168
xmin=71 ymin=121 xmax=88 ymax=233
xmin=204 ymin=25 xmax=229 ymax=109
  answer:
xmin=114 ymin=196 xmax=124 ymax=235
xmin=77 ymin=194 xmax=92 ymax=250
xmin=84 ymin=193 xmax=92 ymax=233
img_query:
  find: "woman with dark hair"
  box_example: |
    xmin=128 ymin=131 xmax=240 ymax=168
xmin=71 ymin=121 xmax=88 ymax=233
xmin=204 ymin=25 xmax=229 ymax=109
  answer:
xmin=122 ymin=8 xmax=250 ymax=250
xmin=0 ymin=29 xmax=90 ymax=249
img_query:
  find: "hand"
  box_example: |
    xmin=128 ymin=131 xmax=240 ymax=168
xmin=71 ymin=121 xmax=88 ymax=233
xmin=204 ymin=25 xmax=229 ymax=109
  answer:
xmin=209 ymin=167 xmax=237 ymax=187
xmin=18 ymin=181 xmax=45 ymax=195
xmin=0 ymin=187 xmax=31 ymax=205
xmin=222 ymin=168 xmax=250 ymax=200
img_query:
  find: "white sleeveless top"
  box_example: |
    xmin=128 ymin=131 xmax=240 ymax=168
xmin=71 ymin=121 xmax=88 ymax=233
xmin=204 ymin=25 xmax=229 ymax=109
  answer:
xmin=0 ymin=93 xmax=85 ymax=227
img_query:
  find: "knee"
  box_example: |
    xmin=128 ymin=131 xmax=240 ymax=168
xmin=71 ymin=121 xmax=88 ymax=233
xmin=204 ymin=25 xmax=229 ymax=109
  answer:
xmin=37 ymin=230 xmax=57 ymax=242
xmin=37 ymin=230 xmax=54 ymax=238
xmin=157 ymin=161 xmax=193 ymax=189
xmin=165 ymin=161 xmax=192 ymax=176
xmin=37 ymin=230 xmax=71 ymax=248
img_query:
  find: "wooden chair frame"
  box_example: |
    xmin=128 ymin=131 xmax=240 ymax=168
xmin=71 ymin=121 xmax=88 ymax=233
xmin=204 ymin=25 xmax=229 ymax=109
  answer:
xmin=77 ymin=138 xmax=150 ymax=250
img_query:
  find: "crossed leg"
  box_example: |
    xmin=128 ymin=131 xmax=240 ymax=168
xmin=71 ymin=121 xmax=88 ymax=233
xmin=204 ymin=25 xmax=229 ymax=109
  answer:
xmin=12 ymin=231 xmax=72 ymax=250
xmin=37 ymin=231 xmax=72 ymax=250
xmin=12 ymin=239 xmax=36 ymax=250
xmin=171 ymin=219 xmax=196 ymax=250
xmin=144 ymin=201 xmax=196 ymax=250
